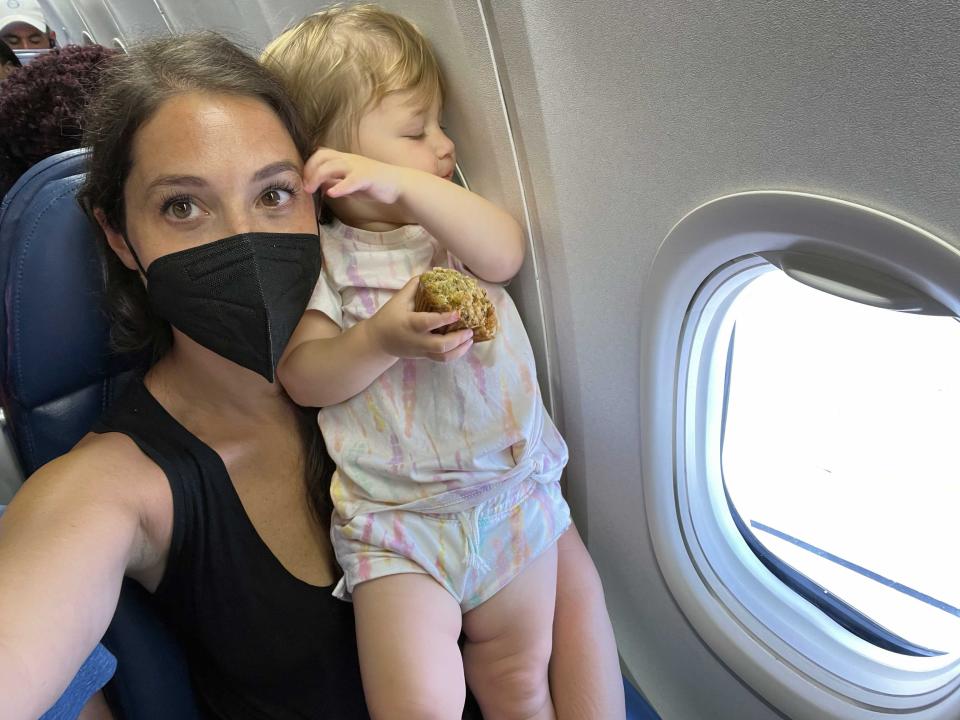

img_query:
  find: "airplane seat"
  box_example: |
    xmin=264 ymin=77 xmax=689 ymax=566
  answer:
xmin=0 ymin=148 xmax=202 ymax=719
xmin=0 ymin=147 xmax=89 ymax=209
xmin=0 ymin=147 xmax=91 ymax=369
xmin=624 ymin=676 xmax=660 ymax=720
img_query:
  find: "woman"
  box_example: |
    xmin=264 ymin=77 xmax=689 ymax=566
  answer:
xmin=0 ymin=33 xmax=623 ymax=719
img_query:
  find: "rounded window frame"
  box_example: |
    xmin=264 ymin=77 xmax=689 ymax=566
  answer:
xmin=641 ymin=191 xmax=960 ymax=718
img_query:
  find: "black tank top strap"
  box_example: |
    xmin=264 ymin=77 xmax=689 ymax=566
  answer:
xmin=93 ymin=377 xmax=201 ymax=607
xmin=92 ymin=375 xmax=368 ymax=719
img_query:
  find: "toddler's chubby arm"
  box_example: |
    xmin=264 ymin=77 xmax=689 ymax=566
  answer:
xmin=303 ymin=149 xmax=525 ymax=283
xmin=278 ymin=277 xmax=474 ymax=408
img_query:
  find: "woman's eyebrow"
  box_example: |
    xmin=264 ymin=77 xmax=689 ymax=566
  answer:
xmin=146 ymin=174 xmax=206 ymax=192
xmin=252 ymin=160 xmax=300 ymax=183
xmin=145 ymin=161 xmax=301 ymax=193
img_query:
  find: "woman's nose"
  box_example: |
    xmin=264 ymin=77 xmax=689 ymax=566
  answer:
xmin=220 ymin=208 xmax=256 ymax=236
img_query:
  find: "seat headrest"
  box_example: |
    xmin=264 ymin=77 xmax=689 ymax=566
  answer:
xmin=0 ymin=148 xmax=92 ymax=384
xmin=0 ymin=148 xmax=90 ymax=228
xmin=0 ymin=149 xmax=140 ymax=473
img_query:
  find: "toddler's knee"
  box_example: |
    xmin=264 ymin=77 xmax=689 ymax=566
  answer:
xmin=501 ymin=667 xmax=552 ymax=717
xmin=470 ymin=661 xmax=552 ymax=719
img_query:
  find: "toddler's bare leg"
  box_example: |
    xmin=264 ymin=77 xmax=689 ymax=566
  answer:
xmin=550 ymin=526 xmax=626 ymax=719
xmin=353 ymin=573 xmax=465 ymax=720
xmin=462 ymin=544 xmax=558 ymax=720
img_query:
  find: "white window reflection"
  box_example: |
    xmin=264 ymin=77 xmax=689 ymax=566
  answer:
xmin=723 ymin=270 xmax=960 ymax=653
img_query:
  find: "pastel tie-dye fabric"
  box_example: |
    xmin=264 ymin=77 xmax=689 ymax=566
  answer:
xmin=309 ymin=219 xmax=569 ymax=521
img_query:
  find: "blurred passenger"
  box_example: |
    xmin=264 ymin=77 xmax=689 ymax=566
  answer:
xmin=0 ymin=39 xmax=20 ymax=81
xmin=0 ymin=0 xmax=55 ymax=50
xmin=0 ymin=44 xmax=115 ymax=197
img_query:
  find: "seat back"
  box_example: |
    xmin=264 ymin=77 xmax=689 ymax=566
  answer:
xmin=0 ymin=149 xmax=201 ymax=719
xmin=0 ymin=147 xmax=90 ymax=388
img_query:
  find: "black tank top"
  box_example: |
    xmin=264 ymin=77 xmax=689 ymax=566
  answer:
xmin=93 ymin=377 xmax=369 ymax=719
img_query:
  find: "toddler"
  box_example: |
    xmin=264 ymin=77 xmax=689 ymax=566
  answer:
xmin=265 ymin=6 xmax=571 ymax=719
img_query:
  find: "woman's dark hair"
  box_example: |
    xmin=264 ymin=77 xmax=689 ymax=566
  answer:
xmin=76 ymin=33 xmax=332 ymax=526
xmin=0 ymin=44 xmax=114 ymax=196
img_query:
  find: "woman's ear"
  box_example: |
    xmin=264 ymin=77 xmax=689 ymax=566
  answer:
xmin=93 ymin=208 xmax=140 ymax=273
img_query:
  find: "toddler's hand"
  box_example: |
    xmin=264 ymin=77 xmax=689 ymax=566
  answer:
xmin=367 ymin=277 xmax=474 ymax=363
xmin=303 ymin=148 xmax=406 ymax=204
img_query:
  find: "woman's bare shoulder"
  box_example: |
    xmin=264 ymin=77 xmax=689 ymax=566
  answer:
xmin=43 ymin=430 xmax=167 ymax=494
xmin=18 ymin=431 xmax=174 ymax=576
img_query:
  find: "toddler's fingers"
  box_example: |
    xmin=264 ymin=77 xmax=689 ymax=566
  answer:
xmin=303 ymin=175 xmax=319 ymax=195
xmin=303 ymin=150 xmax=345 ymax=193
xmin=302 ymin=154 xmax=329 ymax=193
xmin=304 ymin=147 xmax=338 ymax=169
xmin=412 ymin=310 xmax=460 ymax=334
xmin=427 ymin=328 xmax=473 ymax=354
xmin=305 ymin=169 xmax=339 ymax=195
xmin=326 ymin=175 xmax=372 ymax=199
xmin=427 ymin=338 xmax=474 ymax=363
xmin=392 ymin=276 xmax=421 ymax=308
xmin=310 ymin=161 xmax=349 ymax=187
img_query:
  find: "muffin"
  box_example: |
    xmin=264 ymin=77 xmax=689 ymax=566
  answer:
xmin=415 ymin=267 xmax=497 ymax=342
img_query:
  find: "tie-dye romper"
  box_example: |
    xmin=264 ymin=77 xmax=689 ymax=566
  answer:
xmin=310 ymin=218 xmax=571 ymax=611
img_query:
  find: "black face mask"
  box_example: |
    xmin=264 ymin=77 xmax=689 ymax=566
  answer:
xmin=129 ymin=232 xmax=321 ymax=382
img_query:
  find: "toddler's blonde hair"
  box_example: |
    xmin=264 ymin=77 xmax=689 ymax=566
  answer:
xmin=262 ymin=3 xmax=444 ymax=152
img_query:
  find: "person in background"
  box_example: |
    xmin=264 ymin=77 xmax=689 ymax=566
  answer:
xmin=0 ymin=38 xmax=20 ymax=80
xmin=0 ymin=0 xmax=55 ymax=50
xmin=0 ymin=43 xmax=115 ymax=197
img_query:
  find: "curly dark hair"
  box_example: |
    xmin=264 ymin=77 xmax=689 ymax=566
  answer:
xmin=0 ymin=44 xmax=115 ymax=197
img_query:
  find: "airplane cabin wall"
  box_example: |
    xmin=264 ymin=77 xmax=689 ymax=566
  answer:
xmin=29 ymin=1 xmax=960 ymax=718
xmin=475 ymin=1 xmax=960 ymax=718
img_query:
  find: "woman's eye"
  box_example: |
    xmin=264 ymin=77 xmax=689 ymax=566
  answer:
xmin=166 ymin=199 xmax=199 ymax=220
xmin=261 ymin=188 xmax=293 ymax=207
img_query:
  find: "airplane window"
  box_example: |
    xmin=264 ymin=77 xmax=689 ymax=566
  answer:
xmin=646 ymin=193 xmax=960 ymax=714
xmin=721 ymin=268 xmax=960 ymax=656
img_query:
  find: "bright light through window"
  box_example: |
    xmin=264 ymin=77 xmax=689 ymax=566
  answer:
xmin=723 ymin=269 xmax=960 ymax=654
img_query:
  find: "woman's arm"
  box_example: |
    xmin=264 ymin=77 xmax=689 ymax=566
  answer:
xmin=0 ymin=441 xmax=158 ymax=720
xmin=551 ymin=524 xmax=626 ymax=720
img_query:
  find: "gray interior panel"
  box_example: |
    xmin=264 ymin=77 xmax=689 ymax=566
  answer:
xmin=70 ymin=0 xmax=121 ymax=43
xmin=152 ymin=0 xmax=272 ymax=46
xmin=463 ymin=2 xmax=960 ymax=717
xmin=102 ymin=1 xmax=171 ymax=40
